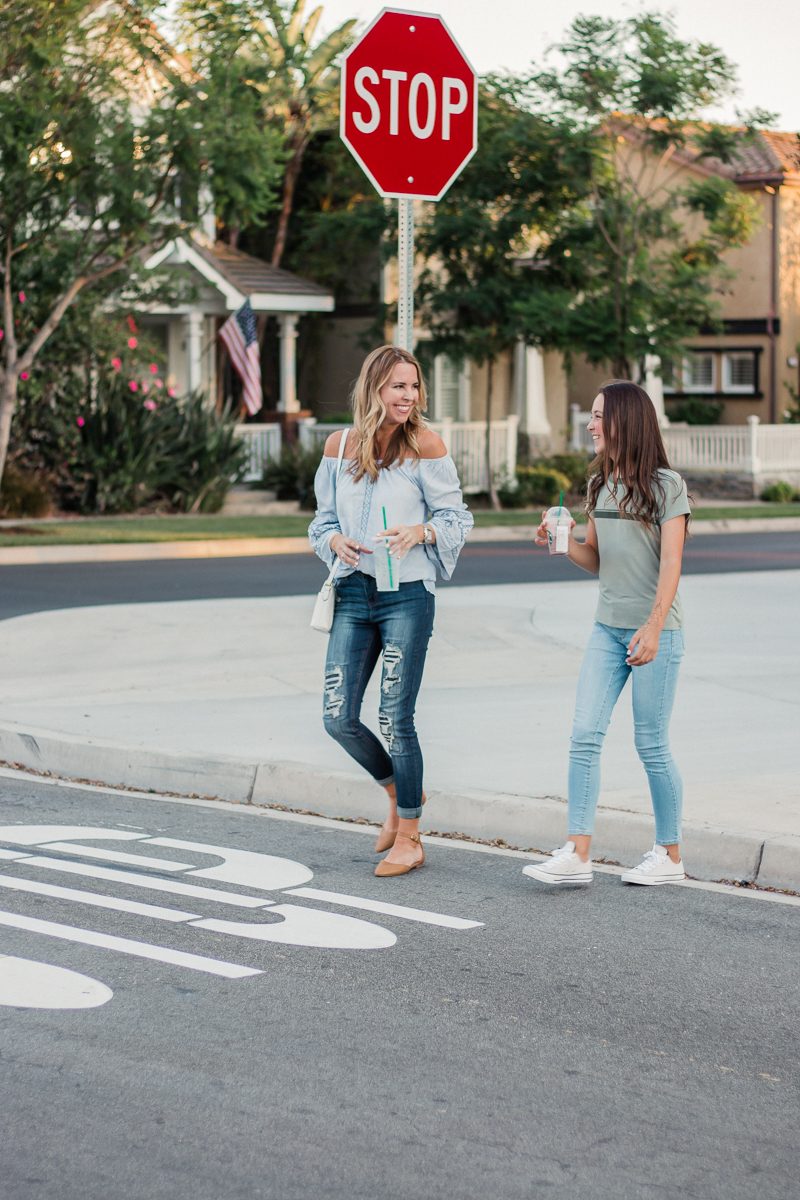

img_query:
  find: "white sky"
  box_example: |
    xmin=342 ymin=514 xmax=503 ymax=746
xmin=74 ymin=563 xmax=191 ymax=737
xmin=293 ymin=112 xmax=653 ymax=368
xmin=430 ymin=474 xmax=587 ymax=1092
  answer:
xmin=319 ymin=0 xmax=800 ymax=130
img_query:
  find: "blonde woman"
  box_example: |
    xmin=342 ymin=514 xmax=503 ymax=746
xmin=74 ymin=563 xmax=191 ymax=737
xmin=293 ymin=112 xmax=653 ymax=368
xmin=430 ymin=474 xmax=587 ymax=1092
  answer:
xmin=309 ymin=345 xmax=473 ymax=877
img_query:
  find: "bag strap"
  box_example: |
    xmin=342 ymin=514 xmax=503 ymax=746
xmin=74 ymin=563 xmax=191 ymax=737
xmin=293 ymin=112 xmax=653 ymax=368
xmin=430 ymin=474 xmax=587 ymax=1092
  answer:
xmin=324 ymin=427 xmax=350 ymax=584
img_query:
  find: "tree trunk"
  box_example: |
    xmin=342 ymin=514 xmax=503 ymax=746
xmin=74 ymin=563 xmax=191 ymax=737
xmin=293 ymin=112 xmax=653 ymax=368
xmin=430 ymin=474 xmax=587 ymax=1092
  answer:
xmin=0 ymin=374 xmax=19 ymax=489
xmin=271 ymin=136 xmax=307 ymax=269
xmin=485 ymin=359 xmax=501 ymax=511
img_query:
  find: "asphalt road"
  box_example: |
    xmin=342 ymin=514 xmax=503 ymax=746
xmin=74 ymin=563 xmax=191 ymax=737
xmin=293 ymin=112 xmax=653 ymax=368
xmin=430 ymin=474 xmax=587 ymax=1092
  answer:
xmin=1 ymin=531 xmax=799 ymax=620
xmin=0 ymin=775 xmax=798 ymax=1200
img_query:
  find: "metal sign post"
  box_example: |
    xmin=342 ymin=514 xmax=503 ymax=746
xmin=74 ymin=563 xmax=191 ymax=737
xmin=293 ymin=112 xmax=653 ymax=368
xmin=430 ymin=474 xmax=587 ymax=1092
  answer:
xmin=396 ymin=198 xmax=415 ymax=351
xmin=340 ymin=10 xmax=477 ymax=353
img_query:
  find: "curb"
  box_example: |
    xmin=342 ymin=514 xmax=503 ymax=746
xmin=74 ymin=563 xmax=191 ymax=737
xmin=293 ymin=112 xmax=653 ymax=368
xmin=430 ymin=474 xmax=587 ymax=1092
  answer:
xmin=0 ymin=719 xmax=795 ymax=892
xmin=1 ymin=518 xmax=799 ymax=566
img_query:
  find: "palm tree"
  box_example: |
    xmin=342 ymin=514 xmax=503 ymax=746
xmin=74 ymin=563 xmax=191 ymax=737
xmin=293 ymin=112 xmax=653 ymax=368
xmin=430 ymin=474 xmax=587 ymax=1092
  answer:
xmin=245 ymin=1 xmax=356 ymax=267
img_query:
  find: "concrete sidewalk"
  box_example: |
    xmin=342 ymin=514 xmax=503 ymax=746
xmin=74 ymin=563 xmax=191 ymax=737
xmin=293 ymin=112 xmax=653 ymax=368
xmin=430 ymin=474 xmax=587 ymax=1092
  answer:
xmin=0 ymin=571 xmax=796 ymax=890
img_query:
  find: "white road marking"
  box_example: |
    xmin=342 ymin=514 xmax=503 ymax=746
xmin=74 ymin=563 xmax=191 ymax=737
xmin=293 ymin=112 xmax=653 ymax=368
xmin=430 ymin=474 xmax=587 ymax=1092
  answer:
xmin=145 ymin=837 xmax=313 ymax=891
xmin=41 ymin=842 xmax=194 ymax=871
xmin=0 ymin=825 xmax=144 ymax=846
xmin=22 ymin=856 xmax=272 ymax=908
xmin=0 ymin=873 xmax=200 ymax=922
xmin=0 ymin=910 xmax=261 ymax=979
xmin=0 ymin=955 xmax=113 ymax=1009
xmin=0 ymin=848 xmax=25 ymax=860
xmin=286 ymin=886 xmax=484 ymax=930
xmin=193 ymin=905 xmax=396 ymax=949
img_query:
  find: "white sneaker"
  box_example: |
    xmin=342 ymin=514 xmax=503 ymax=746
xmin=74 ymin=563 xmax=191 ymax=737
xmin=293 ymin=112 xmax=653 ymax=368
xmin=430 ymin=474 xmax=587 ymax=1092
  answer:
xmin=522 ymin=841 xmax=593 ymax=885
xmin=621 ymin=844 xmax=686 ymax=886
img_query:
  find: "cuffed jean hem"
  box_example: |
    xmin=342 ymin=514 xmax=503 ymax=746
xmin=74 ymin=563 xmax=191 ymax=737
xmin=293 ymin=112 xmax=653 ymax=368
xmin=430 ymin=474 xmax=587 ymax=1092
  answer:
xmin=396 ymin=805 xmax=423 ymax=820
xmin=375 ymin=774 xmax=394 ymax=787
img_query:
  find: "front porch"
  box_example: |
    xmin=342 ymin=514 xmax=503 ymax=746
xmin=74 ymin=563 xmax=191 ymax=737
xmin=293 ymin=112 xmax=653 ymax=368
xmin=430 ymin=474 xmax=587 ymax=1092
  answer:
xmin=142 ymin=234 xmax=334 ymax=413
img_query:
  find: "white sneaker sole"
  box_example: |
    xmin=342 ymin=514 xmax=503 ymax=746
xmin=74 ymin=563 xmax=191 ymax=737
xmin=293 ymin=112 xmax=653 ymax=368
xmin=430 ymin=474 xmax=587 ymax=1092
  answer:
xmin=522 ymin=863 xmax=593 ymax=885
xmin=621 ymin=871 xmax=686 ymax=886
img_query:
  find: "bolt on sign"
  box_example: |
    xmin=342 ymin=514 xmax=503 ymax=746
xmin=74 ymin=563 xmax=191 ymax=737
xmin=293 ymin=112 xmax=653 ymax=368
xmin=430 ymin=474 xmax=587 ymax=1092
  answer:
xmin=340 ymin=8 xmax=478 ymax=201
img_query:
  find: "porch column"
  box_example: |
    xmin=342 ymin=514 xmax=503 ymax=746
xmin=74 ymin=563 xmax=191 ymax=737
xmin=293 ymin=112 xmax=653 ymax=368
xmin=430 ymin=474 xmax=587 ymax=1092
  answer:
xmin=517 ymin=341 xmax=551 ymax=436
xmin=184 ymin=311 xmax=203 ymax=394
xmin=644 ymin=354 xmax=668 ymax=426
xmin=278 ymin=314 xmax=300 ymax=413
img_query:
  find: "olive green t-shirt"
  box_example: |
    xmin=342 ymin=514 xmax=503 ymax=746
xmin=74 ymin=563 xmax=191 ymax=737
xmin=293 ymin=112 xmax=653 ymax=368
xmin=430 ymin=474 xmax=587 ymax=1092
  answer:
xmin=591 ymin=469 xmax=690 ymax=630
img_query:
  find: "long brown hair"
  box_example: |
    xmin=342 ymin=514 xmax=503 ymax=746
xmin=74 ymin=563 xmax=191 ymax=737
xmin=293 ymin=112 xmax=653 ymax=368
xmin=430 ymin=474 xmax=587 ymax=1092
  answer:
xmin=586 ymin=380 xmax=681 ymax=529
xmin=349 ymin=345 xmax=428 ymax=482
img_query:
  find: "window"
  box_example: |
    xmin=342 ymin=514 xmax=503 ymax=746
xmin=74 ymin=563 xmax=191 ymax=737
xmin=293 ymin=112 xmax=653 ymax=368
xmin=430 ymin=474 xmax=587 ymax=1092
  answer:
xmin=722 ymin=352 xmax=756 ymax=394
xmin=430 ymin=355 xmax=468 ymax=420
xmin=684 ymin=352 xmax=715 ymax=393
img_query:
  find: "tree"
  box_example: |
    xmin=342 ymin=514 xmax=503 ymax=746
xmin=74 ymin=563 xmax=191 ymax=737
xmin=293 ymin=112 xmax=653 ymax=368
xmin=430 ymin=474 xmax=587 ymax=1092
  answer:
xmin=0 ymin=1 xmax=199 ymax=484
xmin=416 ymin=76 xmax=592 ymax=507
xmin=515 ymin=12 xmax=765 ymax=378
xmin=180 ymin=0 xmax=356 ymax=263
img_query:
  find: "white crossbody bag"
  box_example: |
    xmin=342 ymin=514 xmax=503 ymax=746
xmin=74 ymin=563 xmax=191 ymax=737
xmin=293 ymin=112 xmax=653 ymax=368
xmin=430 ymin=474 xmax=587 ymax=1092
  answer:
xmin=310 ymin=427 xmax=349 ymax=633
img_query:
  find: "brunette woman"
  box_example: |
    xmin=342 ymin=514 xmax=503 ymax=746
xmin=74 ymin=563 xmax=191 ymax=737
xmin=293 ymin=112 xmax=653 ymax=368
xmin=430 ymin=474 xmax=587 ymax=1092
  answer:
xmin=309 ymin=345 xmax=473 ymax=877
xmin=524 ymin=380 xmax=691 ymax=887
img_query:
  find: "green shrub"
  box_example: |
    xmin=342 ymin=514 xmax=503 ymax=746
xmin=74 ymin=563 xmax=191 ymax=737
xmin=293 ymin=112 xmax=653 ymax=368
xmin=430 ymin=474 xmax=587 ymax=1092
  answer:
xmin=499 ymin=465 xmax=572 ymax=509
xmin=263 ymin=444 xmax=322 ymax=510
xmin=760 ymin=481 xmax=796 ymax=503
xmin=155 ymin=392 xmax=249 ymax=514
xmin=538 ymin=453 xmax=592 ymax=493
xmin=71 ymin=383 xmax=246 ymax=515
xmin=665 ymin=397 xmax=723 ymax=425
xmin=0 ymin=465 xmax=53 ymax=517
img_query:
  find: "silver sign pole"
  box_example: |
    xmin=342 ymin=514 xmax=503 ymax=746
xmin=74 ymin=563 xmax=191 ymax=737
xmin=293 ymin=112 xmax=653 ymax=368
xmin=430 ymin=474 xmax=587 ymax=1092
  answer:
xmin=396 ymin=197 xmax=414 ymax=351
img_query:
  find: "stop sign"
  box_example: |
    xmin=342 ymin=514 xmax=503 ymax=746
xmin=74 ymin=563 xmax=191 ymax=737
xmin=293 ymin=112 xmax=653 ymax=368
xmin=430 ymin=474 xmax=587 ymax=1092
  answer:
xmin=340 ymin=9 xmax=478 ymax=201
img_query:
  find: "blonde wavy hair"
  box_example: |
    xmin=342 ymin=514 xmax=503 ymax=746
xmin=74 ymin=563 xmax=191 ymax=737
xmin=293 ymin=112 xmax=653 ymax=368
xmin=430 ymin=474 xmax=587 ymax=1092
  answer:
xmin=348 ymin=345 xmax=428 ymax=482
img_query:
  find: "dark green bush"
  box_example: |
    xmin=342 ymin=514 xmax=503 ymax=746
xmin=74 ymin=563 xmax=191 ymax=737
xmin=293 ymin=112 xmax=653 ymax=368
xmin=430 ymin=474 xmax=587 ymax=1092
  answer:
xmin=0 ymin=465 xmax=53 ymax=517
xmin=538 ymin=453 xmax=592 ymax=494
xmin=499 ymin=465 xmax=572 ymax=508
xmin=760 ymin=481 xmax=796 ymax=503
xmin=155 ymin=392 xmax=249 ymax=514
xmin=665 ymin=397 xmax=723 ymax=425
xmin=263 ymin=444 xmax=322 ymax=510
xmin=71 ymin=384 xmax=247 ymax=514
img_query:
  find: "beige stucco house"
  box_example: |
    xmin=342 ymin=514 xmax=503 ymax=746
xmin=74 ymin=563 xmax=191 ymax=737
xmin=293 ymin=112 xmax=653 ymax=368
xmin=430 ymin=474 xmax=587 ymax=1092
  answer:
xmin=316 ymin=127 xmax=800 ymax=453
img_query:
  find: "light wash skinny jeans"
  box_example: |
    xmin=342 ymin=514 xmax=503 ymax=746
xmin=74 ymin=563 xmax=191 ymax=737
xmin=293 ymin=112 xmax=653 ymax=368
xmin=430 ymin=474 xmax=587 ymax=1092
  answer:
xmin=568 ymin=622 xmax=685 ymax=845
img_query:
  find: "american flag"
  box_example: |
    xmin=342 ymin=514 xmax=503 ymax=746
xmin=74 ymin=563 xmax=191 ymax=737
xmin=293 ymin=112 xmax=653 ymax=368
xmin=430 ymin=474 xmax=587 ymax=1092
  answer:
xmin=219 ymin=300 xmax=262 ymax=416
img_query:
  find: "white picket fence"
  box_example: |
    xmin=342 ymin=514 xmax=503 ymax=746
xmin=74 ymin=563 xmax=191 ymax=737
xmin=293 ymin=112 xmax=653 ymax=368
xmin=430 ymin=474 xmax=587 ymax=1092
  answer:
xmin=297 ymin=415 xmax=520 ymax=493
xmin=570 ymin=407 xmax=800 ymax=486
xmin=234 ymin=423 xmax=282 ymax=482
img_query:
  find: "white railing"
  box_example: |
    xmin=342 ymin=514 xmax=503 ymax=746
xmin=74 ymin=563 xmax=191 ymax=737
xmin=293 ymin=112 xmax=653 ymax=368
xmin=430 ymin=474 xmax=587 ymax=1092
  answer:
xmin=570 ymin=407 xmax=800 ymax=478
xmin=298 ymin=415 xmax=520 ymax=493
xmin=235 ymin=423 xmax=282 ymax=482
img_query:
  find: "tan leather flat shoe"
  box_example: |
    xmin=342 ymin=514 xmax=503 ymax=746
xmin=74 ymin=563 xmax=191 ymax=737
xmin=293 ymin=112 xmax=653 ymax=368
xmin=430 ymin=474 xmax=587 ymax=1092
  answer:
xmin=374 ymin=831 xmax=425 ymax=878
xmin=373 ymin=794 xmax=426 ymax=853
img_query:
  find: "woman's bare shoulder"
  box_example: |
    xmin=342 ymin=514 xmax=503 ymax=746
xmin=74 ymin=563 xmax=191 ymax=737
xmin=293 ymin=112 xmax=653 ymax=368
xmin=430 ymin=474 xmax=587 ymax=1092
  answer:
xmin=417 ymin=427 xmax=448 ymax=460
xmin=323 ymin=430 xmax=353 ymax=457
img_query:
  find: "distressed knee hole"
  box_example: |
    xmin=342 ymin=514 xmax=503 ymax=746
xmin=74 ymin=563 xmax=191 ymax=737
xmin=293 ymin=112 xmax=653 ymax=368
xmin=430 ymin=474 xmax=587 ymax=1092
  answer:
xmin=323 ymin=666 xmax=345 ymax=720
xmin=379 ymin=710 xmax=395 ymax=751
xmin=382 ymin=644 xmax=403 ymax=694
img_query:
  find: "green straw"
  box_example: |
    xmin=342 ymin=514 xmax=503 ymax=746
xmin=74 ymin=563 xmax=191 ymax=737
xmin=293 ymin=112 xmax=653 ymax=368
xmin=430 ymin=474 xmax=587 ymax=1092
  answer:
xmin=558 ymin=490 xmax=564 ymax=508
xmin=381 ymin=505 xmax=394 ymax=588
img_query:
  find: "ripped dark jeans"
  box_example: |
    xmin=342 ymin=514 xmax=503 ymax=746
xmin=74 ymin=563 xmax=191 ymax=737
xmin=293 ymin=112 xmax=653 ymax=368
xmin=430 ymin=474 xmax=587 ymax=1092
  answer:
xmin=323 ymin=574 xmax=435 ymax=819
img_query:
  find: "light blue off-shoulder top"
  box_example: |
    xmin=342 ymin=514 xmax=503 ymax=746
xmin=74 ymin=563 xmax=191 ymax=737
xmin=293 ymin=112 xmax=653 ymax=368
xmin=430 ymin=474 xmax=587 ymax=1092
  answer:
xmin=308 ymin=443 xmax=474 ymax=592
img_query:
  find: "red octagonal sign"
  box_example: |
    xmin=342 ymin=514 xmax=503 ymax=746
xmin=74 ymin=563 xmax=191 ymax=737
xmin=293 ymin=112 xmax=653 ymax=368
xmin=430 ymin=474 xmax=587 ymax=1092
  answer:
xmin=340 ymin=8 xmax=478 ymax=201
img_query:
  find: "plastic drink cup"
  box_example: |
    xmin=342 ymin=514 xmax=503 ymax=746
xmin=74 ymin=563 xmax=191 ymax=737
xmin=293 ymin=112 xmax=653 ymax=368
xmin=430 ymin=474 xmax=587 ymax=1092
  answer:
xmin=374 ymin=542 xmax=400 ymax=591
xmin=545 ymin=505 xmax=572 ymax=555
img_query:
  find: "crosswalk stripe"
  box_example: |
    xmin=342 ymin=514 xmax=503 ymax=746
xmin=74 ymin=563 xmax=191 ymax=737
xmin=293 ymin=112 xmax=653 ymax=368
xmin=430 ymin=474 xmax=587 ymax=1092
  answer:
xmin=22 ymin=856 xmax=272 ymax=908
xmin=286 ymin=886 xmax=484 ymax=929
xmin=0 ymin=910 xmax=262 ymax=979
xmin=0 ymin=873 xmax=200 ymax=922
xmin=40 ymin=843 xmax=194 ymax=871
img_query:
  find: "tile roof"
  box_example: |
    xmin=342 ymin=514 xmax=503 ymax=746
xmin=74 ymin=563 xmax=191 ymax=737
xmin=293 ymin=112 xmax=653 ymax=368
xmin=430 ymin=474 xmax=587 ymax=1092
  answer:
xmin=728 ymin=131 xmax=800 ymax=181
xmin=193 ymin=239 xmax=333 ymax=301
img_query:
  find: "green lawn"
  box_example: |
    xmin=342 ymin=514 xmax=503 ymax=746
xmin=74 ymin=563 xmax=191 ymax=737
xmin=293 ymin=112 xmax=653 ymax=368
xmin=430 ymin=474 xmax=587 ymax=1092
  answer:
xmin=0 ymin=504 xmax=798 ymax=547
